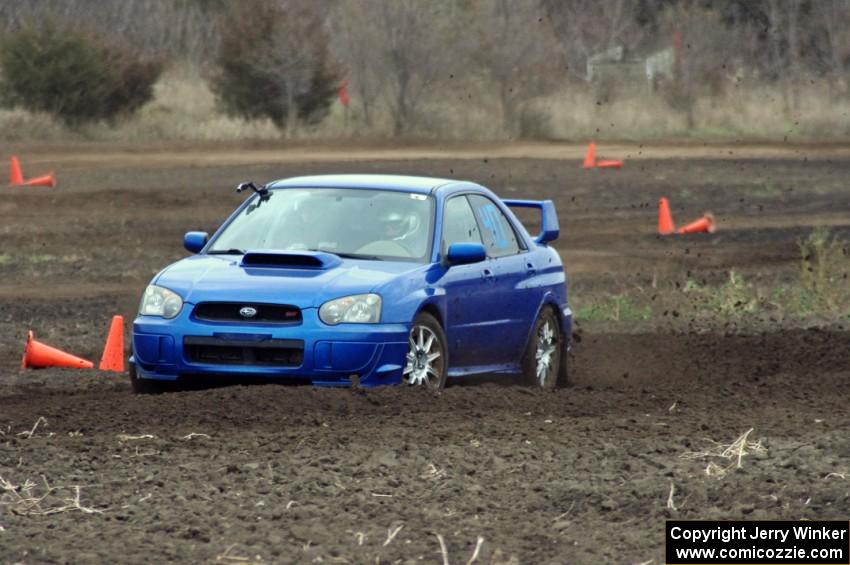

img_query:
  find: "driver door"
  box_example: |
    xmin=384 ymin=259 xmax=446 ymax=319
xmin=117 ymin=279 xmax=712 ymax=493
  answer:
xmin=440 ymin=195 xmax=502 ymax=369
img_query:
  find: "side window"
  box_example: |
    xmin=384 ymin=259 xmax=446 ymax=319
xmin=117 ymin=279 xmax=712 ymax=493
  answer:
xmin=468 ymin=195 xmax=522 ymax=257
xmin=442 ymin=196 xmax=483 ymax=248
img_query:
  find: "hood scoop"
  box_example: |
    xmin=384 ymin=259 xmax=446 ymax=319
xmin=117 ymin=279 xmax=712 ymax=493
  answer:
xmin=240 ymin=250 xmax=342 ymax=270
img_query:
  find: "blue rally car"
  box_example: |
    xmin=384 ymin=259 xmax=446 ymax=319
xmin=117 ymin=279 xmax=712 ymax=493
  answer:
xmin=131 ymin=175 xmax=571 ymax=392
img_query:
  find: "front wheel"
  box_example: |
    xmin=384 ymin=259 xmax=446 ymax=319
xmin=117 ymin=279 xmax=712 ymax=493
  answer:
xmin=522 ymin=307 xmax=567 ymax=389
xmin=403 ymin=312 xmax=448 ymax=390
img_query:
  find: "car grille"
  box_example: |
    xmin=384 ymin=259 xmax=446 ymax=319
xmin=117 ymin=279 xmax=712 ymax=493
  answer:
xmin=193 ymin=302 xmax=302 ymax=324
xmin=184 ymin=336 xmax=304 ymax=367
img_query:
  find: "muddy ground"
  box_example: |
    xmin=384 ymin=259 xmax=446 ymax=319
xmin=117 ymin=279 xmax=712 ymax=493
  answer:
xmin=0 ymin=142 xmax=849 ymax=564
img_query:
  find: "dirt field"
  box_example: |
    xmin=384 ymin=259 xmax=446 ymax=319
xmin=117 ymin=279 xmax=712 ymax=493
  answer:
xmin=1 ymin=142 xmax=849 ymax=564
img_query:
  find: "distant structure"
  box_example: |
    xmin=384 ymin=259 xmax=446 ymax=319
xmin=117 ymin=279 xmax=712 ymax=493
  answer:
xmin=586 ymin=44 xmax=676 ymax=89
xmin=645 ymin=48 xmax=676 ymax=83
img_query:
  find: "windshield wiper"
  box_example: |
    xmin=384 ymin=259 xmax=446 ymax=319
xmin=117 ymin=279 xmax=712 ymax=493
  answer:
xmin=207 ymin=248 xmax=245 ymax=255
xmin=334 ymin=252 xmax=383 ymax=261
xmin=307 ymin=249 xmax=383 ymax=261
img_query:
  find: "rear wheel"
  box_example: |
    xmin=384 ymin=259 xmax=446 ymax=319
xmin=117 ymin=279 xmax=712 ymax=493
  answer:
xmin=522 ymin=307 xmax=566 ymax=389
xmin=129 ymin=364 xmax=171 ymax=394
xmin=403 ymin=312 xmax=448 ymax=390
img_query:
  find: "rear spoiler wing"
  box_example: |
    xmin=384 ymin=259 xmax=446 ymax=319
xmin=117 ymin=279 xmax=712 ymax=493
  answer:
xmin=502 ymin=199 xmax=559 ymax=244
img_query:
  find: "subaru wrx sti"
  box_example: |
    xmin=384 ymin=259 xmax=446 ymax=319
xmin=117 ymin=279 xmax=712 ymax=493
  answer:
xmin=131 ymin=175 xmax=571 ymax=392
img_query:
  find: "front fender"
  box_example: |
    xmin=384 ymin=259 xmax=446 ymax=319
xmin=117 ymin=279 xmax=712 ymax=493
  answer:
xmin=372 ymin=265 xmax=447 ymax=325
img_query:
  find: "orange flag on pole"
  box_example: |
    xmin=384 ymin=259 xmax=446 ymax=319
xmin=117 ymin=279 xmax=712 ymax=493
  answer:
xmin=338 ymin=79 xmax=350 ymax=106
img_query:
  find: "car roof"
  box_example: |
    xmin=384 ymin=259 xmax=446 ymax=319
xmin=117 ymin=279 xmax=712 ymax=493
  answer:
xmin=266 ymin=174 xmax=459 ymax=195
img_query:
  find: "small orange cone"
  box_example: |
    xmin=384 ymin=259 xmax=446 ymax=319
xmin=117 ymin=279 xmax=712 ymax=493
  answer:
xmin=658 ymin=197 xmax=675 ymax=235
xmin=21 ymin=331 xmax=94 ymax=370
xmin=582 ymin=142 xmax=597 ymax=168
xmin=677 ymin=212 xmax=716 ymax=234
xmin=9 ymin=156 xmax=23 ymax=185
xmin=99 ymin=315 xmax=125 ymax=372
xmin=596 ymin=159 xmax=624 ymax=168
xmin=22 ymin=173 xmax=55 ymax=187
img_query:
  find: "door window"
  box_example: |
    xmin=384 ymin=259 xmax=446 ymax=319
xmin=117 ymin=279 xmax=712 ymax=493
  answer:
xmin=468 ymin=195 xmax=522 ymax=257
xmin=443 ymin=195 xmax=483 ymax=247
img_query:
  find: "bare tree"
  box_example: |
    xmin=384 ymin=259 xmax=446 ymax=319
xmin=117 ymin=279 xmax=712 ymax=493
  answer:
xmin=329 ymin=0 xmax=456 ymax=135
xmin=470 ymin=0 xmax=562 ymax=137
xmin=211 ymin=0 xmax=339 ymax=135
xmin=329 ymin=3 xmax=383 ymax=130
xmin=765 ymin=0 xmax=804 ymax=114
xmin=0 ymin=0 xmax=225 ymax=65
xmin=2 ymin=0 xmax=849 ymax=138
xmin=810 ymin=0 xmax=850 ymax=97
xmin=656 ymin=4 xmax=743 ymax=128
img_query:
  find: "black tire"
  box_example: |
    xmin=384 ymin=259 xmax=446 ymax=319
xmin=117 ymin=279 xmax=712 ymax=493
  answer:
xmin=129 ymin=364 xmax=171 ymax=394
xmin=558 ymin=346 xmax=570 ymax=388
xmin=403 ymin=312 xmax=449 ymax=390
xmin=522 ymin=306 xmax=566 ymax=389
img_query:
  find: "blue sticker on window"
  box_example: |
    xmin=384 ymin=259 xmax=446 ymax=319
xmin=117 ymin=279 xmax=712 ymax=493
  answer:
xmin=479 ymin=203 xmax=509 ymax=249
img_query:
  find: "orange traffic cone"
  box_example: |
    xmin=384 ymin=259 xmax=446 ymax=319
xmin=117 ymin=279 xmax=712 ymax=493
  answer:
xmin=9 ymin=156 xmax=23 ymax=185
xmin=658 ymin=197 xmax=675 ymax=235
xmin=99 ymin=315 xmax=125 ymax=372
xmin=21 ymin=331 xmax=94 ymax=369
xmin=596 ymin=159 xmax=624 ymax=168
xmin=582 ymin=142 xmax=597 ymax=168
xmin=22 ymin=173 xmax=55 ymax=187
xmin=677 ymin=212 xmax=716 ymax=234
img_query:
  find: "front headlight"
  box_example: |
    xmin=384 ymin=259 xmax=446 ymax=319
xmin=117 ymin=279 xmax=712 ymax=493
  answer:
xmin=139 ymin=285 xmax=183 ymax=319
xmin=319 ymin=294 xmax=381 ymax=325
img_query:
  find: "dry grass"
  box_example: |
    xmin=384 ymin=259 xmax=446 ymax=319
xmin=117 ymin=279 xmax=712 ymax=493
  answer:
xmin=0 ymin=67 xmax=280 ymax=143
xmin=0 ymin=108 xmax=68 ymax=141
xmin=436 ymin=533 xmax=449 ymax=565
xmin=17 ymin=416 xmax=47 ymax=439
xmin=0 ymin=474 xmax=103 ymax=516
xmin=93 ymin=68 xmax=280 ymax=142
xmin=536 ymin=83 xmax=850 ymax=141
xmin=1 ymin=65 xmax=849 ymax=142
xmin=179 ymin=432 xmax=211 ymax=441
xmin=116 ymin=433 xmax=156 ymax=442
xmin=383 ymin=524 xmax=404 ymax=547
xmin=467 ymin=537 xmax=485 ymax=564
xmin=214 ymin=544 xmax=264 ymax=564
xmin=681 ymin=428 xmax=766 ymax=478
xmin=666 ymin=482 xmax=677 ymax=511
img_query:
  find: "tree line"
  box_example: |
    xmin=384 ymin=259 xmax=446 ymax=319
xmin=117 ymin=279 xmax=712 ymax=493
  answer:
xmin=0 ymin=0 xmax=846 ymax=137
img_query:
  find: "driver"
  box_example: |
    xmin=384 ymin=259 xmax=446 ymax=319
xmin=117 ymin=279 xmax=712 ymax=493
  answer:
xmin=379 ymin=210 xmax=410 ymax=240
xmin=377 ymin=205 xmax=426 ymax=256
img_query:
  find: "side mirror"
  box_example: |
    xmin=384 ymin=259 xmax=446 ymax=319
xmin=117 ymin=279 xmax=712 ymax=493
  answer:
xmin=184 ymin=231 xmax=208 ymax=254
xmin=446 ymin=242 xmax=486 ymax=266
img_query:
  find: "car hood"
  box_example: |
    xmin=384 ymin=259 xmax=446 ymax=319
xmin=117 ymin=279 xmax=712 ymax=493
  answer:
xmin=154 ymin=253 xmax=422 ymax=308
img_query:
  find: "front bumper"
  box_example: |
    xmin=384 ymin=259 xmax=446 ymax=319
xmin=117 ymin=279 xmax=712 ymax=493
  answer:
xmin=131 ymin=306 xmax=409 ymax=387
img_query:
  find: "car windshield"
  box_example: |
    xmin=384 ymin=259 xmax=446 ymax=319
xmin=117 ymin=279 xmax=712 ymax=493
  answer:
xmin=208 ymin=188 xmax=434 ymax=262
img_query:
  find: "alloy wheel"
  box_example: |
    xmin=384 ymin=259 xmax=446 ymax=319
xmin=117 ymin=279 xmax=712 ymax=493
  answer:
xmin=535 ymin=320 xmax=558 ymax=386
xmin=403 ymin=324 xmax=445 ymax=387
